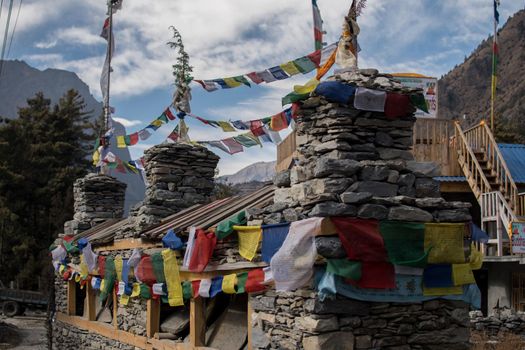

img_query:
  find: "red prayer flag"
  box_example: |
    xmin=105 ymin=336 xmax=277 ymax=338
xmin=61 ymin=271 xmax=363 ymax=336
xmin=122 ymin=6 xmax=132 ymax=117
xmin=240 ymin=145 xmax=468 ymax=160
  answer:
xmin=189 ymin=230 xmax=217 ymax=272
xmin=384 ymin=93 xmax=411 ymax=119
xmin=97 ymin=256 xmax=106 ymax=277
xmin=246 ymin=72 xmax=264 ymax=84
xmin=222 ymin=138 xmax=243 ymax=154
xmin=192 ymin=280 xmax=201 ymax=298
xmin=165 ymin=108 xmax=177 ymax=121
xmin=245 ymin=268 xmax=266 ymax=293
xmin=307 ymin=49 xmax=322 ymax=67
xmin=331 ymin=217 xmax=389 ymax=262
xmin=291 ymin=102 xmax=301 ymax=118
xmin=355 ymin=262 xmax=396 ymax=289
xmin=250 ymin=120 xmax=265 ymax=136
xmin=136 ymin=256 xmax=157 ymax=285
xmin=129 ymin=132 xmax=139 ymax=145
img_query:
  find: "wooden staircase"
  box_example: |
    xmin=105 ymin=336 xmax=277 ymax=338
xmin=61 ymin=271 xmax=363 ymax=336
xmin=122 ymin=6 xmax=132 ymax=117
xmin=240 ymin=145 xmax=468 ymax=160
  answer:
xmin=454 ymin=121 xmax=525 ymax=256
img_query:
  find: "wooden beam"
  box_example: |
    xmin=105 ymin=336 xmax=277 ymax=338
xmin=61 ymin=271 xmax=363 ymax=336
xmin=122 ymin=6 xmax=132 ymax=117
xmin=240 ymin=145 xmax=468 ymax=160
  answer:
xmin=67 ymin=280 xmax=76 ymax=316
xmin=147 ymin=299 xmax=160 ymax=338
xmin=86 ymin=282 xmax=97 ymax=321
xmin=112 ymin=291 xmax=118 ymax=330
xmin=247 ymin=299 xmax=253 ymax=350
xmin=439 ymin=182 xmax=471 ymax=193
xmin=189 ymin=298 xmax=206 ymax=347
xmin=94 ymin=238 xmax=161 ymax=252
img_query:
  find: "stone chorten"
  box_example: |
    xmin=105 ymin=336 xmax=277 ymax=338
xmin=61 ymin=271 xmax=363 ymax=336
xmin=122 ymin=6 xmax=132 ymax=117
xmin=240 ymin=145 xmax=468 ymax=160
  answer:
xmin=64 ymin=173 xmax=127 ymax=235
xmin=250 ymin=69 xmax=474 ymax=350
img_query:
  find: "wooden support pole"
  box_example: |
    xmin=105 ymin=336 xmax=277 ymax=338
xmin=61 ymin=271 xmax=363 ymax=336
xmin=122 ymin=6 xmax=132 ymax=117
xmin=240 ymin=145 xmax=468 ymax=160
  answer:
xmin=113 ymin=291 xmax=118 ymax=330
xmin=147 ymin=299 xmax=160 ymax=338
xmin=190 ymin=297 xmax=206 ymax=347
xmin=86 ymin=281 xmax=97 ymax=321
xmin=67 ymin=280 xmax=76 ymax=316
xmin=247 ymin=298 xmax=253 ymax=350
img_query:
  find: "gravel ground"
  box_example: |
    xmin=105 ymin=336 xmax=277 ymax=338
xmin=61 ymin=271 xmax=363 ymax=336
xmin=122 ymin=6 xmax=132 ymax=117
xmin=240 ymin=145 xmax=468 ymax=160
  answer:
xmin=0 ymin=311 xmax=47 ymax=350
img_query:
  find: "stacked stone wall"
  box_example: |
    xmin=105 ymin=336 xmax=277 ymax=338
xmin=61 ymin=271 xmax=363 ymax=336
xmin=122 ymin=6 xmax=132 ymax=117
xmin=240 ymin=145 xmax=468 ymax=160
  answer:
xmin=52 ymin=321 xmax=136 ymax=350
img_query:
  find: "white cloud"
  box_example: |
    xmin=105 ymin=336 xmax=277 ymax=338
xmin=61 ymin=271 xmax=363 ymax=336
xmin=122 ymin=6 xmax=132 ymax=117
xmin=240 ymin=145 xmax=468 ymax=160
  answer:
xmin=112 ymin=116 xmax=142 ymax=127
xmin=35 ymin=26 xmax=104 ymax=49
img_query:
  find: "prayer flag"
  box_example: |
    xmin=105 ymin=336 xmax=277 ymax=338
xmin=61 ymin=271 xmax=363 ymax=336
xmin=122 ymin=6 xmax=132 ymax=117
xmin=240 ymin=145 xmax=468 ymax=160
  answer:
xmin=210 ymin=276 xmax=223 ymax=297
xmin=206 ymin=141 xmax=231 ymax=155
xmin=470 ymin=223 xmax=489 ymax=244
xmin=331 ymin=217 xmax=389 ymax=262
xmin=223 ymin=77 xmax=242 ymax=88
xmin=198 ymin=279 xmax=211 ymax=298
xmin=165 ymin=108 xmax=177 ymax=121
xmin=216 ymin=211 xmax=246 ymax=240
xmin=385 ymin=93 xmax=411 ymax=119
xmin=280 ymin=61 xmax=301 ymax=76
xmin=162 ymin=229 xmax=184 ymax=250
xmin=469 ymin=243 xmax=483 ymax=270
xmin=293 ymin=78 xmax=320 ymax=95
xmin=356 ymin=262 xmax=395 ymax=289
xmin=100 ymin=17 xmax=110 ymax=40
xmin=231 ymin=120 xmax=250 ymax=130
xmin=162 ymin=249 xmax=184 ymax=307
xmin=245 ymin=269 xmax=266 ymax=293
xmin=139 ymin=284 xmax=151 ymax=299
xmin=222 ymin=138 xmax=244 ymax=155
xmin=222 ymin=274 xmax=237 ymax=294
xmin=257 ymin=70 xmax=277 ymax=83
xmin=213 ymin=79 xmax=230 ymax=89
xmin=452 ymin=263 xmax=475 ymax=286
xmin=217 ymin=121 xmax=236 ymax=132
xmin=326 ymin=259 xmax=361 ymax=280
xmin=250 ymin=120 xmax=265 ymax=136
xmin=268 ymin=66 xmax=289 ymax=80
xmin=182 ymin=281 xmax=193 ymax=300
xmin=292 ymin=56 xmax=318 ymax=73
xmin=136 ymin=256 xmax=156 ymax=285
xmin=117 ymin=135 xmax=126 ymax=148
xmin=115 ymin=255 xmax=123 ymax=281
xmin=314 ymin=81 xmax=356 ymax=104
xmin=246 ymin=72 xmax=264 ymax=84
xmin=234 ymin=225 xmax=262 ymax=261
xmin=312 ymin=0 xmax=323 ymax=50
xmin=423 ymin=264 xmax=454 ymax=288
xmin=233 ymin=75 xmax=251 ymax=87
xmin=261 ymin=223 xmax=290 ymax=263
xmin=188 ymin=229 xmax=217 ymax=272
xmin=192 ymin=280 xmax=201 ymax=297
xmin=410 ymin=94 xmax=429 ymax=113
xmin=234 ymin=133 xmax=259 ymax=147
xmin=354 ymin=87 xmax=387 ymax=112
xmin=158 ymin=113 xmax=169 ymax=124
xmin=424 ymin=223 xmax=465 ymax=264
xmin=131 ymin=283 xmax=141 ymax=298
xmin=98 ymin=256 xmax=106 ymax=277
xmin=236 ymin=272 xmax=248 ymax=294
xmin=307 ymin=49 xmax=322 ymax=66
xmin=138 ymin=129 xmax=151 ymax=140
xmin=152 ymin=253 xmax=166 ymax=283
xmin=183 ymin=227 xmax=196 ymax=268
xmin=282 ymin=91 xmax=310 ymax=106
xmin=152 ymin=119 xmax=164 ymax=127
xmin=128 ymin=132 xmax=139 ymax=146
xmin=195 ymin=80 xmax=219 ymax=92
xmin=379 ymin=221 xmax=428 ymax=267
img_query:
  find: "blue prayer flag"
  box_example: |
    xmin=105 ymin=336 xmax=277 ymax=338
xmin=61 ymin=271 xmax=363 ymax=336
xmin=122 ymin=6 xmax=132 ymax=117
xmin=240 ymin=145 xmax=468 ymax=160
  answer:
xmin=423 ymin=264 xmax=453 ymax=288
xmin=262 ymin=223 xmax=290 ymax=263
xmin=210 ymin=276 xmax=224 ymax=297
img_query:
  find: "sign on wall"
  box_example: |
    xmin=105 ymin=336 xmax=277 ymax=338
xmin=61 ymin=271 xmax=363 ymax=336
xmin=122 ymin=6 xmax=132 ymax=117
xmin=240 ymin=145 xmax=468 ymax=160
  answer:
xmin=392 ymin=74 xmax=438 ymax=118
xmin=511 ymin=222 xmax=525 ymax=254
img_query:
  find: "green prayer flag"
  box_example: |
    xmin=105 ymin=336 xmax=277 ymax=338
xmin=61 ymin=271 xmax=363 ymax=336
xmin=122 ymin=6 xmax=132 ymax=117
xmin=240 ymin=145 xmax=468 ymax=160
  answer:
xmin=379 ymin=221 xmax=429 ymax=268
xmin=151 ymin=253 xmax=166 ymax=283
xmin=124 ymin=135 xmax=131 ymax=146
xmin=261 ymin=117 xmax=271 ymax=124
xmin=182 ymin=281 xmax=193 ymax=300
xmin=292 ymin=56 xmax=317 ymax=73
xmin=93 ymin=138 xmax=100 ymax=151
xmin=410 ymin=94 xmax=429 ymax=113
xmin=216 ymin=211 xmax=247 ymax=240
xmin=234 ymin=134 xmax=259 ymax=147
xmin=139 ymin=283 xmax=151 ymax=299
xmin=234 ymin=75 xmax=251 ymax=87
xmin=158 ymin=113 xmax=169 ymax=123
xmin=100 ymin=256 xmax=116 ymax=302
xmin=326 ymin=259 xmax=362 ymax=280
xmin=236 ymin=272 xmax=248 ymax=294
xmin=282 ymin=91 xmax=310 ymax=106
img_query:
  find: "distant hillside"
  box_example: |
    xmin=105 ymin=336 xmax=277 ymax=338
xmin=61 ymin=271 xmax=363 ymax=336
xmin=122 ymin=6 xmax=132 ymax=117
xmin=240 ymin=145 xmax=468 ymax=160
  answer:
xmin=0 ymin=60 xmax=145 ymax=212
xmin=438 ymin=10 xmax=525 ymax=142
xmin=218 ymin=161 xmax=276 ymax=185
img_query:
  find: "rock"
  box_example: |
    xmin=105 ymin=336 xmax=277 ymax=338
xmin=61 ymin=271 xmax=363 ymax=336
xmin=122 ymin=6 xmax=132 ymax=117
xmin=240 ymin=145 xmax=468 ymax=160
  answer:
xmin=415 ymin=178 xmax=440 ymax=198
xmin=387 ymin=170 xmax=400 ymax=183
xmin=357 ymin=204 xmax=389 ymax=220
xmin=251 ymin=326 xmax=270 ymax=349
xmin=305 ymin=298 xmax=369 ymax=316
xmin=398 ymin=173 xmax=416 ymax=187
xmin=372 ymin=336 xmax=406 ymax=347
xmin=264 ymin=212 xmax=283 ymax=224
xmin=377 ymin=147 xmax=414 ymax=161
xmin=415 ymin=197 xmax=446 ymax=208
xmin=267 ymin=202 xmax=288 ymax=213
xmin=314 ymin=140 xmax=352 ymax=153
xmin=375 ymin=132 xmax=394 ymax=147
xmin=309 ymin=202 xmax=357 ymax=217
xmin=435 ymin=209 xmax=472 ymax=222
xmin=315 ymin=237 xmax=346 ymax=258
xmin=359 ymin=68 xmax=379 ymax=76
xmin=302 ymin=332 xmax=355 ymax=350
xmin=340 ymin=192 xmax=373 ymax=204
xmin=348 ymin=181 xmax=398 ymax=197
xmin=371 ymin=196 xmax=415 ymax=206
xmin=160 ymin=307 xmax=190 ymax=334
xmin=274 ymin=170 xmax=291 ymax=187
xmin=283 ymin=208 xmax=299 ymax=222
xmin=251 ymin=296 xmax=276 ymax=311
xmin=407 ymin=326 xmax=469 ymax=344
xmin=313 ymin=158 xmax=361 ymax=178
xmin=355 ymin=335 xmax=372 ymax=349
xmin=360 ymin=166 xmax=390 ymax=181
xmin=388 ymin=205 xmax=433 ymax=222
xmin=296 ymin=316 xmax=339 ymax=332
xmin=406 ymin=161 xmax=441 ymax=177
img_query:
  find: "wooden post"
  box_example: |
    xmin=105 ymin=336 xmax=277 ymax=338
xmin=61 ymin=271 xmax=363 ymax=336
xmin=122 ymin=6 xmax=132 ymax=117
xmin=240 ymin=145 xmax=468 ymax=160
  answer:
xmin=190 ymin=297 xmax=206 ymax=347
xmin=147 ymin=299 xmax=160 ymax=338
xmin=67 ymin=280 xmax=76 ymax=316
xmin=86 ymin=281 xmax=97 ymax=321
xmin=113 ymin=290 xmax=118 ymax=329
xmin=247 ymin=298 xmax=253 ymax=350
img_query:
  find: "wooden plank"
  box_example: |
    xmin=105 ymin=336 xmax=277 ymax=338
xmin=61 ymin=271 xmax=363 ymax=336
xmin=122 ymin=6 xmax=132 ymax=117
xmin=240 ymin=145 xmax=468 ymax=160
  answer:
xmin=439 ymin=182 xmax=471 ymax=193
xmin=67 ymin=280 xmax=76 ymax=316
xmin=147 ymin=299 xmax=161 ymax=338
xmin=113 ymin=290 xmax=118 ymax=330
xmin=86 ymin=282 xmax=97 ymax=321
xmin=94 ymin=238 xmax=161 ymax=252
xmin=247 ymin=299 xmax=253 ymax=350
xmin=190 ymin=297 xmax=206 ymax=347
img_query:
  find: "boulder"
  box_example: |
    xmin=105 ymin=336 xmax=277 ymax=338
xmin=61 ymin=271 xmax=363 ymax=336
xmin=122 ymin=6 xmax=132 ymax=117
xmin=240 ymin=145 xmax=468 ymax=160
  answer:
xmin=357 ymin=204 xmax=389 ymax=220
xmin=348 ymin=181 xmax=398 ymax=197
xmin=315 ymin=237 xmax=346 ymax=258
xmin=309 ymin=202 xmax=357 ymax=217
xmin=388 ymin=205 xmax=433 ymax=222
xmin=313 ymin=158 xmax=361 ymax=178
xmin=340 ymin=192 xmax=373 ymax=204
xmin=303 ymin=332 xmax=355 ymax=350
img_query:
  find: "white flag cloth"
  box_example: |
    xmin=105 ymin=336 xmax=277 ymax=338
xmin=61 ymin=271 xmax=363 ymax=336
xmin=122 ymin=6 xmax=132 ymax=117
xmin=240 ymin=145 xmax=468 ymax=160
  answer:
xmin=183 ymin=227 xmax=197 ymax=268
xmin=257 ymin=70 xmax=277 ymax=83
xmin=270 ymin=217 xmax=322 ymax=292
xmin=263 ymin=267 xmax=274 ymax=284
xmin=81 ymin=242 xmax=98 ymax=273
xmin=198 ymin=279 xmax=211 ymax=298
xmin=263 ymin=126 xmax=282 ymax=145
xmin=100 ymin=31 xmax=115 ymax=106
xmin=354 ymin=87 xmax=386 ymax=112
xmin=153 ymin=283 xmax=166 ymax=295
xmin=51 ymin=246 xmax=67 ymax=262
xmin=394 ymin=265 xmax=424 ymax=276
xmin=117 ymin=281 xmax=126 ymax=296
xmin=128 ymin=248 xmax=142 ymax=282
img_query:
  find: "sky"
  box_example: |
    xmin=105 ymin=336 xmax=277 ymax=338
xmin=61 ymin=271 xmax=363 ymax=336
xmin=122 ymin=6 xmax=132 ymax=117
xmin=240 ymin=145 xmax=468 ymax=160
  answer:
xmin=1 ymin=0 xmax=524 ymax=175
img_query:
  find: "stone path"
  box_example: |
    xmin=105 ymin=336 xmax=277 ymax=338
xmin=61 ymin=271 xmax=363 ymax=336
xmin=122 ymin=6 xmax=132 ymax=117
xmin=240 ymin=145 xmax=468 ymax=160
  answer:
xmin=1 ymin=315 xmax=47 ymax=350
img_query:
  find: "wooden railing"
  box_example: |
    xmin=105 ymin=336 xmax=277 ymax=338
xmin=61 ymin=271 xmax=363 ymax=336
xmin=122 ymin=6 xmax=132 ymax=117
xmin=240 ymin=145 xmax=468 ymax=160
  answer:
xmin=453 ymin=122 xmax=492 ymax=199
xmin=462 ymin=121 xmax=523 ymax=216
xmin=481 ymin=191 xmax=517 ymax=256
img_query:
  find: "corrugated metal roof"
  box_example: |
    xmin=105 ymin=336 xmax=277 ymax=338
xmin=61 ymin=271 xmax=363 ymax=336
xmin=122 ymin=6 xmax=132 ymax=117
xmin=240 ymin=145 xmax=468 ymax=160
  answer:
xmin=433 ymin=176 xmax=467 ymax=182
xmin=141 ymin=184 xmax=275 ymax=239
xmin=498 ymin=143 xmax=525 ymax=184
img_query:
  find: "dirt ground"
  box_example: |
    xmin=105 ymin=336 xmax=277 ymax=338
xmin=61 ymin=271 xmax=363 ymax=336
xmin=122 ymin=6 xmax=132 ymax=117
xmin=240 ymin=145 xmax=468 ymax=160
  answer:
xmin=0 ymin=311 xmax=47 ymax=350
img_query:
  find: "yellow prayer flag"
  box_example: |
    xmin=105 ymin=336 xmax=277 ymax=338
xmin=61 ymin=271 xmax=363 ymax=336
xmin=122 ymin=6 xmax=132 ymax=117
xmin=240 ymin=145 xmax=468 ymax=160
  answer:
xmin=151 ymin=119 xmax=164 ymax=127
xmin=92 ymin=148 xmax=100 ymax=166
xmin=120 ymin=294 xmax=130 ymax=306
xmin=217 ymin=121 xmax=236 ymax=132
xmin=293 ymin=78 xmax=319 ymax=95
xmin=223 ymin=77 xmax=242 ymax=88
xmin=424 ymin=223 xmax=465 ymax=264
xmin=80 ymin=255 xmax=89 ymax=280
xmin=59 ymin=265 xmax=65 ymax=274
xmin=115 ymin=255 xmax=123 ymax=281
xmin=452 ymin=263 xmax=476 ymax=286
xmin=75 ymin=274 xmax=81 ymax=283
xmin=280 ymin=61 xmax=301 ymax=76
xmin=100 ymin=279 xmax=106 ymax=292
xmin=131 ymin=283 xmax=141 ymax=298
xmin=233 ymin=225 xmax=262 ymax=261
xmin=423 ymin=286 xmax=463 ymax=296
xmin=116 ymin=136 xmax=127 ymax=148
xmin=246 ymin=132 xmax=262 ymax=147
xmin=469 ymin=243 xmax=483 ymax=270
xmin=161 ymin=249 xmax=184 ymax=307
xmin=222 ymin=273 xmax=237 ymax=294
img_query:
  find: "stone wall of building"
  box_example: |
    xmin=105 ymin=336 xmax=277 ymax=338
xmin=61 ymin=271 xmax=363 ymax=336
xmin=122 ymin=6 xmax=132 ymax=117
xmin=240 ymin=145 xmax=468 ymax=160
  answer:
xmin=52 ymin=321 xmax=137 ymax=350
xmin=253 ymin=69 xmax=475 ymax=349
xmin=63 ymin=173 xmax=126 ymax=235
xmin=251 ymin=290 xmax=471 ymax=350
xmin=470 ymin=308 xmax=525 ymax=337
xmin=54 ymin=277 xmax=68 ymax=314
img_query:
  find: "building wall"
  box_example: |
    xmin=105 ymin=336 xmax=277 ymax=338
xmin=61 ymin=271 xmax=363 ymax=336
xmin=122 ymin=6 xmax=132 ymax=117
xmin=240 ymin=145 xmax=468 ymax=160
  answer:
xmin=485 ymin=261 xmax=525 ymax=314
